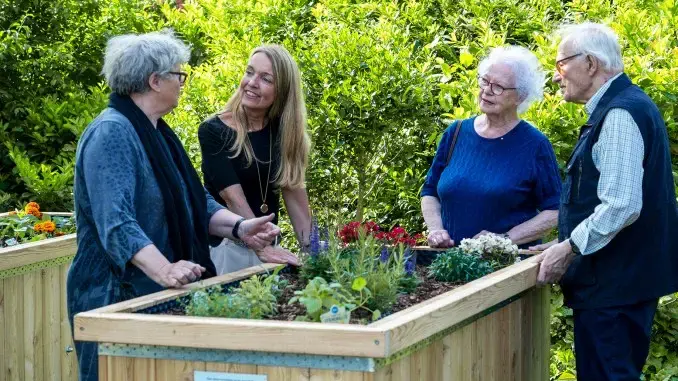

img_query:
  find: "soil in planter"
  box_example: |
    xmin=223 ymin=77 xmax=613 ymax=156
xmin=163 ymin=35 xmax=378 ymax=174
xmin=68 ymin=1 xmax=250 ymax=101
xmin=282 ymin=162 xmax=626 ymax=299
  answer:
xmin=162 ymin=265 xmax=461 ymax=324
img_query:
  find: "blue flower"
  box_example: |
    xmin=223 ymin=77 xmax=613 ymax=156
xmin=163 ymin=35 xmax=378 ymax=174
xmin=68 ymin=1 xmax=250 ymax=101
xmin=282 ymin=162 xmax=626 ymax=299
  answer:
xmin=379 ymin=247 xmax=390 ymax=263
xmin=404 ymin=248 xmax=416 ymax=275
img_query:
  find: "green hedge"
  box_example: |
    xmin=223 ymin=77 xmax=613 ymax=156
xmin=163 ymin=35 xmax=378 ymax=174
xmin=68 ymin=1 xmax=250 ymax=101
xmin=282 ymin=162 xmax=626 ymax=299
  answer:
xmin=1 ymin=1 xmax=676 ymax=378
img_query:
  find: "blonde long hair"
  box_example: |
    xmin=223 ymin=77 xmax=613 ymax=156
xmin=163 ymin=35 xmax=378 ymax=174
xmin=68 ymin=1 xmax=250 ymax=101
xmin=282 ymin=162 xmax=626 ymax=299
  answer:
xmin=223 ymin=45 xmax=310 ymax=189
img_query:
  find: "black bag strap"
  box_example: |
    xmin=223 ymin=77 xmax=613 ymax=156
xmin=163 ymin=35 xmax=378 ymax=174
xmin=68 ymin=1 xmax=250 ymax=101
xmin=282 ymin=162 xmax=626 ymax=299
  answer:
xmin=445 ymin=120 xmax=462 ymax=166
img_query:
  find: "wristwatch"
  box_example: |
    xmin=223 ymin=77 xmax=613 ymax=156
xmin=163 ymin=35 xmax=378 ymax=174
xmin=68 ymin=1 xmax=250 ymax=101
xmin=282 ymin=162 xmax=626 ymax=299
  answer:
xmin=568 ymin=238 xmax=581 ymax=255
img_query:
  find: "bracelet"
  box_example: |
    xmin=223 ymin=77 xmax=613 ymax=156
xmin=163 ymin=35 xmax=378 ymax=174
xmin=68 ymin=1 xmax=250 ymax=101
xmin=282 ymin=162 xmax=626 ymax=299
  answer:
xmin=232 ymin=217 xmax=246 ymax=240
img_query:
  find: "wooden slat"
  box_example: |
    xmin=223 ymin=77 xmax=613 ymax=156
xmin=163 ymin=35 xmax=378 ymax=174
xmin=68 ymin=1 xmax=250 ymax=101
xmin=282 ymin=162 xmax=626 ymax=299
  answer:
xmin=60 ymin=263 xmax=77 ymax=381
xmin=23 ymin=271 xmax=42 ymax=381
xmin=508 ymin=297 xmax=523 ymax=380
xmin=75 ymin=312 xmax=387 ymax=357
xmin=5 ymin=274 xmax=25 ymax=381
xmin=204 ymin=362 xmax=257 ymax=374
xmin=154 ymin=358 xmax=205 ymax=381
xmin=257 ymin=366 xmax=294 ymax=381
xmin=88 ymin=263 xmax=281 ymax=314
xmin=520 ymin=289 xmax=535 ymax=381
xmin=0 ymin=234 xmax=77 ymax=271
xmin=375 ymin=259 xmax=538 ymax=355
xmin=133 ymin=357 xmax=155 ymax=380
xmin=495 ymin=303 xmax=510 ymax=380
xmin=310 ymin=368 xmax=365 ymax=380
xmin=109 ymin=356 xmax=133 ymax=380
xmin=442 ymin=328 xmax=462 ymax=381
xmin=98 ymin=355 xmax=108 ymax=381
xmin=43 ymin=267 xmax=61 ymax=380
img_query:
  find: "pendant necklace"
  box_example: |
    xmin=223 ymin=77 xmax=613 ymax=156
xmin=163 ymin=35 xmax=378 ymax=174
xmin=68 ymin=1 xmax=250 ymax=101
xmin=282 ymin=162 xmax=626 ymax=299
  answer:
xmin=246 ymin=123 xmax=272 ymax=214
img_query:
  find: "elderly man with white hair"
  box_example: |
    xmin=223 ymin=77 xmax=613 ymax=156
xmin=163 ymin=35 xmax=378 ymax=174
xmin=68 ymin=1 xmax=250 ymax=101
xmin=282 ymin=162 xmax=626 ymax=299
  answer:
xmin=421 ymin=46 xmax=561 ymax=252
xmin=533 ymin=22 xmax=678 ymax=380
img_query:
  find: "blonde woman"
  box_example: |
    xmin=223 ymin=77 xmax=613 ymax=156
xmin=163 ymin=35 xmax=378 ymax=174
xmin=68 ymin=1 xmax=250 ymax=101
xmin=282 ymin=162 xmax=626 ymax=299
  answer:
xmin=198 ymin=45 xmax=309 ymax=274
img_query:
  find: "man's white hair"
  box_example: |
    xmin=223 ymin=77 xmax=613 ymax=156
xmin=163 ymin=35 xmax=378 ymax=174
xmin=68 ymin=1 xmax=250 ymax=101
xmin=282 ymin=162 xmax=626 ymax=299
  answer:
xmin=477 ymin=45 xmax=545 ymax=114
xmin=557 ymin=22 xmax=623 ymax=72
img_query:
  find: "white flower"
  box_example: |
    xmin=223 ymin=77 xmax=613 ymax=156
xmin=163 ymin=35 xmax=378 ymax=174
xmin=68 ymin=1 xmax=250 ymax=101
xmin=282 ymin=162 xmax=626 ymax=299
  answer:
xmin=459 ymin=233 xmax=518 ymax=259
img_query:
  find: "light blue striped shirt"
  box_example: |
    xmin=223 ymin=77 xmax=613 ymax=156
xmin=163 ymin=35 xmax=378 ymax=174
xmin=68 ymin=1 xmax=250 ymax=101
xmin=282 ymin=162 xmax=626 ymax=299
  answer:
xmin=570 ymin=73 xmax=645 ymax=255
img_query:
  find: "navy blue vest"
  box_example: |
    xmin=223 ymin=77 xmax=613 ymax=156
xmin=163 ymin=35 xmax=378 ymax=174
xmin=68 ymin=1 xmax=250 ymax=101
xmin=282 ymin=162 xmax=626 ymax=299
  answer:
xmin=558 ymin=73 xmax=678 ymax=309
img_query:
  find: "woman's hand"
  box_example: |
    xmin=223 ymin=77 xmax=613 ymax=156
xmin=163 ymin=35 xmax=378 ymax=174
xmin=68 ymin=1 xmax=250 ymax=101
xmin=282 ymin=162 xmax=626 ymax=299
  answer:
xmin=255 ymin=246 xmax=300 ymax=266
xmin=153 ymin=260 xmax=206 ymax=288
xmin=428 ymin=229 xmax=454 ymax=248
xmin=238 ymin=214 xmax=281 ymax=250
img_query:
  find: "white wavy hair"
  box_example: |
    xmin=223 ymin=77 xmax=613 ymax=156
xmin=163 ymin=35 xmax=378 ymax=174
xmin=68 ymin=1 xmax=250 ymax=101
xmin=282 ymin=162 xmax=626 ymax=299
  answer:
xmin=477 ymin=45 xmax=545 ymax=114
xmin=102 ymin=30 xmax=191 ymax=95
xmin=557 ymin=22 xmax=623 ymax=73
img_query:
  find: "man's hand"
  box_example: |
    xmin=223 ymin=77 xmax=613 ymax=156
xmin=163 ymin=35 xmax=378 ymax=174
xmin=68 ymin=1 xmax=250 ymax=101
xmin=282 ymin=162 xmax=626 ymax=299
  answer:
xmin=535 ymin=240 xmax=576 ymax=286
xmin=529 ymin=238 xmax=558 ymax=251
xmin=428 ymin=229 xmax=454 ymax=248
xmin=255 ymin=246 xmax=300 ymax=266
xmin=239 ymin=214 xmax=281 ymax=250
xmin=154 ymin=260 xmax=206 ymax=288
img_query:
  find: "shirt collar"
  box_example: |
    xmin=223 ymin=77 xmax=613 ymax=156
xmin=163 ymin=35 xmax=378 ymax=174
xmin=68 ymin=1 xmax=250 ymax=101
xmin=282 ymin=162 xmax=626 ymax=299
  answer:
xmin=585 ymin=72 xmax=623 ymax=115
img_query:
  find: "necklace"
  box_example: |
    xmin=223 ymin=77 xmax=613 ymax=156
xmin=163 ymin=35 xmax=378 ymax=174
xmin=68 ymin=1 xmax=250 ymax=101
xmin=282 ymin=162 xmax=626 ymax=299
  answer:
xmin=245 ymin=125 xmax=272 ymax=214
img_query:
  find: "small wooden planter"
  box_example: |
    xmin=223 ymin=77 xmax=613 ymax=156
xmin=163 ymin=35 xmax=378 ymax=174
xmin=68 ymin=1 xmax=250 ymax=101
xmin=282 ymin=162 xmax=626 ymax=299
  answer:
xmin=75 ymin=255 xmax=550 ymax=381
xmin=0 ymin=212 xmax=79 ymax=381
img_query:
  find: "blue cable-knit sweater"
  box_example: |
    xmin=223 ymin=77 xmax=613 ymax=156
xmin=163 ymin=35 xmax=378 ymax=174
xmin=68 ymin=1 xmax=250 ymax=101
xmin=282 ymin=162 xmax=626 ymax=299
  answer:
xmin=422 ymin=116 xmax=562 ymax=246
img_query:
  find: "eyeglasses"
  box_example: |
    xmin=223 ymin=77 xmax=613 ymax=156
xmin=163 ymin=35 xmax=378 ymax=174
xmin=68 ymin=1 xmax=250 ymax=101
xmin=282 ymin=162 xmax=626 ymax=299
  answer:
xmin=168 ymin=71 xmax=188 ymax=85
xmin=555 ymin=53 xmax=583 ymax=75
xmin=478 ymin=77 xmax=516 ymax=95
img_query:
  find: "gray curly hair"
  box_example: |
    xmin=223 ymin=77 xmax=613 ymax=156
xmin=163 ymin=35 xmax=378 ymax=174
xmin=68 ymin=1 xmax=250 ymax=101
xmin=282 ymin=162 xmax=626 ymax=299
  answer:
xmin=477 ymin=46 xmax=545 ymax=114
xmin=102 ymin=30 xmax=190 ymax=95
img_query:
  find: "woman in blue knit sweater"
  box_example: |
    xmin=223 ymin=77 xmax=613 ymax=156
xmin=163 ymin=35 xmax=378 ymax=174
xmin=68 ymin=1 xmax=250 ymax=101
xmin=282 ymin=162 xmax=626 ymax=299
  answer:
xmin=421 ymin=46 xmax=561 ymax=248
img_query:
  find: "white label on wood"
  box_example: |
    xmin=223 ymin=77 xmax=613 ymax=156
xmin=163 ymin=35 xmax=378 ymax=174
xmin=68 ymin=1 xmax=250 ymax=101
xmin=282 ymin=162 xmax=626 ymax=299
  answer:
xmin=194 ymin=371 xmax=267 ymax=381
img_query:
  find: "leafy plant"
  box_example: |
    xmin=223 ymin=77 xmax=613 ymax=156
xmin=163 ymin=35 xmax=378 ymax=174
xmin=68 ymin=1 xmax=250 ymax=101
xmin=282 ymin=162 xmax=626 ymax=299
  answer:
xmin=1 ymin=202 xmax=75 ymax=248
xmin=428 ymin=248 xmax=493 ymax=283
xmin=289 ymin=276 xmax=358 ymax=322
xmin=184 ymin=267 xmax=287 ymax=319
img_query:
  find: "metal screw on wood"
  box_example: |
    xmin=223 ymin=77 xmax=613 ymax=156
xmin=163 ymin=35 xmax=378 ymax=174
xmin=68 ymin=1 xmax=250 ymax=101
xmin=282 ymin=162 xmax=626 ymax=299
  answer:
xmin=65 ymin=346 xmax=74 ymax=353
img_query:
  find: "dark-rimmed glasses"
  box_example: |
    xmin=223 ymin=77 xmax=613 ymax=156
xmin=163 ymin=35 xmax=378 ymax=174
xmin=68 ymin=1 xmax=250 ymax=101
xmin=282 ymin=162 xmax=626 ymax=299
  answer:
xmin=168 ymin=71 xmax=188 ymax=85
xmin=478 ymin=77 xmax=516 ymax=95
xmin=555 ymin=53 xmax=583 ymax=75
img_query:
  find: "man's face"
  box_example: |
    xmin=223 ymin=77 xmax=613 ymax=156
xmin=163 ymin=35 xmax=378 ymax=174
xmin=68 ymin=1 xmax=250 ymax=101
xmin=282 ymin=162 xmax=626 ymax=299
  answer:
xmin=552 ymin=42 xmax=594 ymax=104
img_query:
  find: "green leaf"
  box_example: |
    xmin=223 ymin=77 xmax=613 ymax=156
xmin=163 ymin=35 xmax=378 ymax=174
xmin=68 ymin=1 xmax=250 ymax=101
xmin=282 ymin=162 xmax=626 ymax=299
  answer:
xmin=459 ymin=50 xmax=474 ymax=68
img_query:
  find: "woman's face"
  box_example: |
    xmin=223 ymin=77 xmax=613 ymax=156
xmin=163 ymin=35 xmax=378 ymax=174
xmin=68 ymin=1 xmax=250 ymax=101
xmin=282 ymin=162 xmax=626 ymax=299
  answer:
xmin=477 ymin=63 xmax=521 ymax=116
xmin=239 ymin=52 xmax=276 ymax=112
xmin=157 ymin=64 xmax=185 ymax=111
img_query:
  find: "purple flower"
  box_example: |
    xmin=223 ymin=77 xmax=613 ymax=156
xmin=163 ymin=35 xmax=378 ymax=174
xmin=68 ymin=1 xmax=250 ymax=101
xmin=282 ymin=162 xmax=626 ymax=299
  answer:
xmin=310 ymin=218 xmax=321 ymax=257
xmin=379 ymin=247 xmax=390 ymax=263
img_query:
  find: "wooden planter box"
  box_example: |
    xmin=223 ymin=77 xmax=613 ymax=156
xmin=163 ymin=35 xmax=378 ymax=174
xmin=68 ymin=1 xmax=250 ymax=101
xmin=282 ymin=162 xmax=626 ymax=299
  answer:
xmin=75 ymin=255 xmax=550 ymax=381
xmin=0 ymin=212 xmax=79 ymax=381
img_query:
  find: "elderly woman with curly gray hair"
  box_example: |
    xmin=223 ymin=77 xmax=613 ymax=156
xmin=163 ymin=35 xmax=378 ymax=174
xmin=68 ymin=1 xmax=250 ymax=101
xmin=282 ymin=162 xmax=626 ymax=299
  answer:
xmin=67 ymin=31 xmax=293 ymax=381
xmin=421 ymin=46 xmax=562 ymax=249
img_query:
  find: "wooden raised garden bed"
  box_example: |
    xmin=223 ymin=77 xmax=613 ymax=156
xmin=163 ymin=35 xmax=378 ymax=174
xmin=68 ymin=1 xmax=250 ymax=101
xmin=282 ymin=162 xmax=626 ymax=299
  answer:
xmin=74 ymin=252 xmax=549 ymax=381
xmin=0 ymin=211 xmax=79 ymax=381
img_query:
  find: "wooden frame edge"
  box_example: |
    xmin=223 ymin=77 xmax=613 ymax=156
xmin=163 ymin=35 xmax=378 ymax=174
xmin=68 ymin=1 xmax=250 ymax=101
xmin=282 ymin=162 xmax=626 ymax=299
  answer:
xmin=0 ymin=233 xmax=77 ymax=271
xmin=374 ymin=257 xmax=541 ymax=355
xmin=75 ymin=311 xmax=389 ymax=357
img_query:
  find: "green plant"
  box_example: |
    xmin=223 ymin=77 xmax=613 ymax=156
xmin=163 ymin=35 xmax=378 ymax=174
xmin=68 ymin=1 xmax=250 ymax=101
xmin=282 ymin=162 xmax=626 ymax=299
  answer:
xmin=184 ymin=267 xmax=287 ymax=319
xmin=428 ymin=248 xmax=493 ymax=283
xmin=289 ymin=276 xmax=358 ymax=322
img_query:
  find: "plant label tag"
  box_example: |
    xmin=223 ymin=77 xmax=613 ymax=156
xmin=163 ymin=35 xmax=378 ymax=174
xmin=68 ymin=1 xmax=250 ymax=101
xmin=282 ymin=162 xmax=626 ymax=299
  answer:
xmin=194 ymin=371 xmax=267 ymax=381
xmin=320 ymin=305 xmax=350 ymax=324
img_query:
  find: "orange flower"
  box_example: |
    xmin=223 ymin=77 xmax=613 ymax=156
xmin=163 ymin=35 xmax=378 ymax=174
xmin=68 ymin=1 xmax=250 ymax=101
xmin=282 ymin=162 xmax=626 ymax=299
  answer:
xmin=42 ymin=221 xmax=56 ymax=233
xmin=34 ymin=222 xmax=44 ymax=232
xmin=25 ymin=202 xmax=40 ymax=212
xmin=26 ymin=206 xmax=42 ymax=218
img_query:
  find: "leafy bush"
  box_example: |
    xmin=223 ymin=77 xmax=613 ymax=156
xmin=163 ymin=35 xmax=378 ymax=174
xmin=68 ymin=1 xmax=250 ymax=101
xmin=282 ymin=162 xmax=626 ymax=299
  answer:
xmin=428 ymin=248 xmax=493 ymax=283
xmin=184 ymin=267 xmax=287 ymax=319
